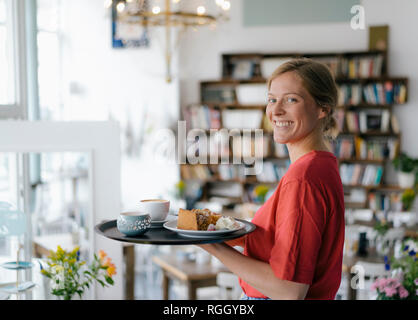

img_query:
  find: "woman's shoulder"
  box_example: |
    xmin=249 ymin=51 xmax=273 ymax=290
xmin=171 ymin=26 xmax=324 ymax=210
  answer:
xmin=282 ymin=151 xmax=340 ymax=187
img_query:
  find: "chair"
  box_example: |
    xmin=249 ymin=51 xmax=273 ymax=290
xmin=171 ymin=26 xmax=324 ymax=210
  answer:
xmin=354 ymin=261 xmax=390 ymax=300
xmin=216 ymin=272 xmax=242 ymax=300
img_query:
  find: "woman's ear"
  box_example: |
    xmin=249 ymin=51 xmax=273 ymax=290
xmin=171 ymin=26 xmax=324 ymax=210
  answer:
xmin=318 ymin=105 xmax=329 ymax=120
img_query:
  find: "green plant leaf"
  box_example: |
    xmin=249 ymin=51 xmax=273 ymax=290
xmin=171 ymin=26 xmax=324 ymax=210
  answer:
xmin=105 ymin=276 xmax=114 ymax=285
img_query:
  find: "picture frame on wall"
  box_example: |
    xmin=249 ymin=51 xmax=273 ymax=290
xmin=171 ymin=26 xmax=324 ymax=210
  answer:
xmin=112 ymin=1 xmax=150 ymax=49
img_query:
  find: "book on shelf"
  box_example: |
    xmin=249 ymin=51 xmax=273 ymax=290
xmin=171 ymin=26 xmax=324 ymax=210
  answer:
xmin=353 ymin=136 xmax=399 ymax=160
xmin=390 ymin=114 xmax=400 ymax=134
xmin=311 ymin=56 xmax=340 ymax=78
xmin=362 ymin=82 xmax=407 ymax=105
xmin=339 ymin=163 xmax=383 ymax=186
xmin=340 ymin=54 xmax=384 ymax=78
xmin=368 ymin=191 xmax=402 ymax=212
xmin=331 ymin=136 xmax=355 ymax=159
xmin=181 ymin=165 xmax=213 ymax=181
xmin=183 ymin=105 xmax=222 ymax=130
xmin=338 ymin=84 xmax=362 ymax=106
xmin=335 ymin=109 xmax=345 ymax=133
xmin=201 ymin=84 xmax=236 ymax=104
xmin=231 ymin=59 xmax=256 ymax=80
xmin=338 ymin=81 xmax=406 ymax=106
xmin=345 ymin=109 xmax=391 ymax=133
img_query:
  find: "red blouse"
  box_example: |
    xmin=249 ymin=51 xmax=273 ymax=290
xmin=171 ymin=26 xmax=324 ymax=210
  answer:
xmin=240 ymin=150 xmax=345 ymax=299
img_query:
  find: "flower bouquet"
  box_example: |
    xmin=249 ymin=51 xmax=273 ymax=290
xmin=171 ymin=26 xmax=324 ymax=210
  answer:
xmin=40 ymin=246 xmax=116 ymax=300
xmin=371 ymin=239 xmax=418 ymax=300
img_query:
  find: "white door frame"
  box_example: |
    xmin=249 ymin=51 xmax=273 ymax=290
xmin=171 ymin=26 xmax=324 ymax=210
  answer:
xmin=0 ymin=121 xmax=123 ymax=299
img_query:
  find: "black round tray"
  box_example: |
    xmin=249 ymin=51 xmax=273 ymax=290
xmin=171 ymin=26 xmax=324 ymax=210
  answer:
xmin=94 ymin=219 xmax=256 ymax=245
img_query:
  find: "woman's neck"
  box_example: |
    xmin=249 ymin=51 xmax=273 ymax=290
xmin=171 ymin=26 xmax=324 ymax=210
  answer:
xmin=286 ymin=129 xmax=330 ymax=164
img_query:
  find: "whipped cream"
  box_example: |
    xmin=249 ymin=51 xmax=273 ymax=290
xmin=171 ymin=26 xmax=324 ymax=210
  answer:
xmin=215 ymin=216 xmax=240 ymax=230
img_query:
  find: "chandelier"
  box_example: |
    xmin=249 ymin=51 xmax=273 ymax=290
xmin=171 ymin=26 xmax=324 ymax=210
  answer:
xmin=105 ymin=0 xmax=231 ymax=82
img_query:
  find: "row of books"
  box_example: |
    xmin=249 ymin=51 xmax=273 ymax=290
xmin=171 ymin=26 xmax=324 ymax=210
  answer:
xmin=362 ymin=82 xmax=407 ymax=105
xmin=312 ymin=54 xmax=384 ymax=79
xmin=180 ymin=165 xmax=213 ymax=181
xmin=224 ymin=54 xmax=385 ymax=80
xmin=368 ymin=192 xmax=403 ymax=212
xmin=345 ymin=109 xmax=391 ymax=133
xmin=182 ymin=105 xmax=221 ymax=130
xmin=354 ymin=137 xmax=399 ymax=160
xmin=228 ymin=58 xmax=259 ymax=80
xmin=340 ymin=55 xmax=384 ymax=79
xmin=339 ymin=164 xmax=383 ymax=186
xmin=331 ymin=136 xmax=399 ymax=161
xmin=338 ymin=84 xmax=362 ymax=105
xmin=331 ymin=137 xmax=355 ymax=159
xmin=338 ymin=81 xmax=407 ymax=106
xmin=202 ymin=81 xmax=406 ymax=107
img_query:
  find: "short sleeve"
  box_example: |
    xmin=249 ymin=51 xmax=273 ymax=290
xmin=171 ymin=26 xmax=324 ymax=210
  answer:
xmin=269 ymin=180 xmax=327 ymax=285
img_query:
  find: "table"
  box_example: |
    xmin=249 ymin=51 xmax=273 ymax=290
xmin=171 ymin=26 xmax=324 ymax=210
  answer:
xmin=32 ymin=233 xmax=136 ymax=300
xmin=152 ymin=254 xmax=229 ymax=300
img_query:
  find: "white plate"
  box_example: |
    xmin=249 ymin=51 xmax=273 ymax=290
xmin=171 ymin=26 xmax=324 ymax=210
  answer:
xmin=163 ymin=219 xmax=245 ymax=238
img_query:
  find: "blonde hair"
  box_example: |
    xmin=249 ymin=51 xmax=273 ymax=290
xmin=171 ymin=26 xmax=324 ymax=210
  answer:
xmin=267 ymin=58 xmax=339 ymax=139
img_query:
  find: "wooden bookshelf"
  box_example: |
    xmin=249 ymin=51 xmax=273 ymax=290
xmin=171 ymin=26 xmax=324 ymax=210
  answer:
xmin=181 ymin=50 xmax=409 ymax=209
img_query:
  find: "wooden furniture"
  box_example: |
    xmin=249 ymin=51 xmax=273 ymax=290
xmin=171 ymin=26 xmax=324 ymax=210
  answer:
xmin=152 ymin=254 xmax=228 ymax=300
xmin=180 ymin=50 xmax=409 ymax=215
xmin=32 ymin=234 xmax=136 ymax=300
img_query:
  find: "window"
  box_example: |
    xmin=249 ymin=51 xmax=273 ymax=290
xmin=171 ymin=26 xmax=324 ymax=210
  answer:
xmin=0 ymin=0 xmax=27 ymax=119
xmin=0 ymin=0 xmax=16 ymax=106
xmin=37 ymin=0 xmax=62 ymax=120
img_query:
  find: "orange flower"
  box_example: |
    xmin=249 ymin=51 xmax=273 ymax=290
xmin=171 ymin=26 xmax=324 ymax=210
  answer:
xmin=106 ymin=263 xmax=117 ymax=277
xmin=98 ymin=250 xmax=107 ymax=261
xmin=103 ymin=257 xmax=117 ymax=277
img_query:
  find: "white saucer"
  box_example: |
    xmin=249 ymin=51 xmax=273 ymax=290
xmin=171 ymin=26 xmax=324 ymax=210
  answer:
xmin=150 ymin=220 xmax=168 ymax=228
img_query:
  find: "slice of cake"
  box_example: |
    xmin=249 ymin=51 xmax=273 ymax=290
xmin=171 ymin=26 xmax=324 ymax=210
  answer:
xmin=177 ymin=208 xmax=222 ymax=231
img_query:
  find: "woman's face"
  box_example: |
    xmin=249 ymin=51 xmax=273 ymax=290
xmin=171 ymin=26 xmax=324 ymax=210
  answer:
xmin=266 ymin=71 xmax=326 ymax=145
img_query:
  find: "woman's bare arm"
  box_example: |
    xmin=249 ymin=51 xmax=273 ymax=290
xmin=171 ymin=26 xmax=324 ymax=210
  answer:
xmin=225 ymin=236 xmax=245 ymax=248
xmin=199 ymin=242 xmax=309 ymax=300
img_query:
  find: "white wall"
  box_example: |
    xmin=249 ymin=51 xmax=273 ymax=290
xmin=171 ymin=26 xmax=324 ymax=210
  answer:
xmin=58 ymin=0 xmax=180 ymax=209
xmin=179 ymin=0 xmax=418 ymax=157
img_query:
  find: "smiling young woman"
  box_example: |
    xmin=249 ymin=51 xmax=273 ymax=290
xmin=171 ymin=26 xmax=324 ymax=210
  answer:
xmin=198 ymin=59 xmax=345 ymax=300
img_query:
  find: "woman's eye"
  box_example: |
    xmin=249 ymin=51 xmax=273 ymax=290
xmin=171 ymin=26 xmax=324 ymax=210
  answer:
xmin=267 ymin=98 xmax=277 ymax=104
xmin=286 ymin=97 xmax=297 ymax=103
